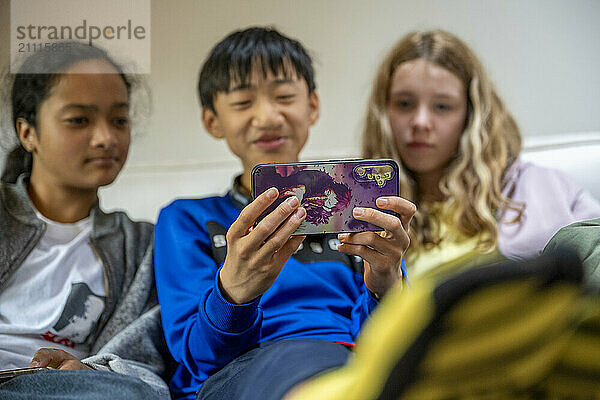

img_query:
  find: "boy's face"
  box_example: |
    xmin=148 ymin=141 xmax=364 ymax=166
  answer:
xmin=202 ymin=66 xmax=320 ymax=189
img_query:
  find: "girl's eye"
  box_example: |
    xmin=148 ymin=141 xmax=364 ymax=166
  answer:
xmin=392 ymin=99 xmax=412 ymax=109
xmin=66 ymin=117 xmax=88 ymax=126
xmin=114 ymin=117 xmax=130 ymax=128
xmin=434 ymin=103 xmax=453 ymax=112
xmin=113 ymin=117 xmax=129 ymax=126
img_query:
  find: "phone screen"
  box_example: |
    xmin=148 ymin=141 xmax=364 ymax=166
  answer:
xmin=0 ymin=367 xmax=50 ymax=383
xmin=251 ymin=159 xmax=399 ymax=235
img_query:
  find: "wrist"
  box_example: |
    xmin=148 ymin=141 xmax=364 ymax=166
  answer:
xmin=219 ymin=266 xmax=252 ymax=304
xmin=206 ymin=277 xmax=261 ymax=333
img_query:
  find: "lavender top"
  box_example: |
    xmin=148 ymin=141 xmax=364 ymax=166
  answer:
xmin=498 ymin=159 xmax=600 ymax=260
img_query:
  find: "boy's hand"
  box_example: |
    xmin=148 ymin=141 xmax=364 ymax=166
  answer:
xmin=219 ymin=188 xmax=306 ymax=304
xmin=30 ymin=348 xmax=92 ymax=370
xmin=337 ymin=196 xmax=415 ymax=299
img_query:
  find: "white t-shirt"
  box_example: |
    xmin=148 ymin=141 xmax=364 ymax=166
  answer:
xmin=0 ymin=211 xmax=106 ymax=369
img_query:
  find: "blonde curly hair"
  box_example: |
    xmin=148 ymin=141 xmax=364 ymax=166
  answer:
xmin=362 ymin=30 xmax=522 ymax=253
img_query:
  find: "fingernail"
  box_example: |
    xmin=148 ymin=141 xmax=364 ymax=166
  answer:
xmin=267 ymin=188 xmax=278 ymax=199
xmin=377 ymin=198 xmax=388 ymax=206
xmin=353 ymin=207 xmax=365 ymax=216
xmin=294 ymin=207 xmax=306 ymax=220
xmin=286 ymin=196 xmax=299 ymax=207
xmin=30 ymin=360 xmax=41 ymax=367
xmin=338 ymin=233 xmax=349 ymax=241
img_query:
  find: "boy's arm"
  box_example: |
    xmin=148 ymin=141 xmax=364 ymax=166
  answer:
xmin=338 ymin=196 xmax=414 ymax=298
xmin=154 ymin=202 xmax=262 ymax=384
xmin=155 ymin=191 xmax=306 ymax=384
xmin=349 ymin=257 xmax=407 ymax=339
xmin=335 ymin=195 xmax=413 ymax=339
xmin=217 ymin=188 xmax=305 ymax=304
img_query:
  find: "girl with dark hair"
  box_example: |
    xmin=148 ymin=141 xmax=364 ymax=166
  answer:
xmin=0 ymin=43 xmax=168 ymax=399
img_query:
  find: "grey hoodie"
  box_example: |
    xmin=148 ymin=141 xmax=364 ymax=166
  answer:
xmin=0 ymin=176 xmax=172 ymax=398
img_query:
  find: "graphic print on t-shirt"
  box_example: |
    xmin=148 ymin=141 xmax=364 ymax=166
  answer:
xmin=47 ymin=282 xmax=105 ymax=344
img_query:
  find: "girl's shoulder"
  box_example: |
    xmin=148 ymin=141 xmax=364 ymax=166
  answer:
xmin=503 ymin=158 xmax=583 ymax=197
xmin=92 ymin=208 xmax=154 ymax=251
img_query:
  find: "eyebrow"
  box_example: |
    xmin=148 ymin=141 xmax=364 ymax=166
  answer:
xmin=228 ymin=83 xmax=253 ymax=92
xmin=59 ymin=103 xmax=129 ymax=113
xmin=270 ymin=78 xmax=296 ymax=86
xmin=228 ymin=78 xmax=297 ymax=92
xmin=431 ymin=93 xmax=459 ymax=100
xmin=389 ymin=90 xmax=459 ymax=100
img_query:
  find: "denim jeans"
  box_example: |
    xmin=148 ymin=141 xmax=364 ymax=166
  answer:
xmin=197 ymin=339 xmax=351 ymax=400
xmin=0 ymin=369 xmax=163 ymax=400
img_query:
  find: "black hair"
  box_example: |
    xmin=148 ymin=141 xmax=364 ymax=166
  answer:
xmin=1 ymin=41 xmax=130 ymax=183
xmin=198 ymin=26 xmax=316 ymax=113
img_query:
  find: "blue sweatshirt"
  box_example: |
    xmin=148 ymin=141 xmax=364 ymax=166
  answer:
xmin=154 ymin=179 xmax=406 ymax=399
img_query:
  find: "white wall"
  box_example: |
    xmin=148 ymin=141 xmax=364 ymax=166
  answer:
xmin=1 ymin=0 xmax=599 ymax=221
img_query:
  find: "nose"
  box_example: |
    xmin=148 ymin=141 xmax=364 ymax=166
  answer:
xmin=90 ymin=120 xmax=118 ymax=149
xmin=251 ymin=97 xmax=283 ymax=129
xmin=411 ymin=104 xmax=432 ymax=132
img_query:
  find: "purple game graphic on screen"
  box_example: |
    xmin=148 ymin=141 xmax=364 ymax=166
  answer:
xmin=251 ymin=159 xmax=399 ymax=235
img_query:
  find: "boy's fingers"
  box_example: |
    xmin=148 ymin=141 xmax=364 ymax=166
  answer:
xmin=337 ymin=242 xmax=385 ymax=266
xmin=339 ymin=230 xmax=409 ymax=258
xmin=352 ymin=208 xmax=398 ymax=234
xmin=272 ymin=235 xmax=306 ymax=266
xmin=260 ymin=207 xmax=306 ymax=256
xmin=253 ymin=196 xmax=300 ymax=244
xmin=229 ymin=188 xmax=279 ymax=239
xmin=376 ymin=197 xmax=416 ymax=230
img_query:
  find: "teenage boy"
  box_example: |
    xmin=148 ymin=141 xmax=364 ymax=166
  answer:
xmin=154 ymin=27 xmax=415 ymax=400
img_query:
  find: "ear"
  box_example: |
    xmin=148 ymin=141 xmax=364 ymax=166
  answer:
xmin=16 ymin=118 xmax=38 ymax=153
xmin=307 ymin=91 xmax=320 ymax=126
xmin=202 ymin=108 xmax=224 ymax=139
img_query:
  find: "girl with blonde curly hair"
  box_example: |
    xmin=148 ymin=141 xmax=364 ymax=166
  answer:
xmin=363 ymin=30 xmax=600 ymax=277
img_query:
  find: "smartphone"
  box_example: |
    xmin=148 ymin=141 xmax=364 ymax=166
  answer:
xmin=0 ymin=367 xmax=50 ymax=383
xmin=251 ymin=158 xmax=399 ymax=235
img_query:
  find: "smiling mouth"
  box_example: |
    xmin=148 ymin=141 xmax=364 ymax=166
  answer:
xmin=254 ymin=136 xmax=287 ymax=150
